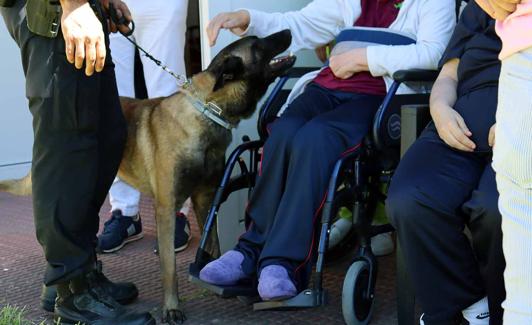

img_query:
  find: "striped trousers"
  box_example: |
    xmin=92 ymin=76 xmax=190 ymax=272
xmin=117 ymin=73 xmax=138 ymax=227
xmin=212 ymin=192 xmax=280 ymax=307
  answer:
xmin=493 ymin=47 xmax=532 ymax=325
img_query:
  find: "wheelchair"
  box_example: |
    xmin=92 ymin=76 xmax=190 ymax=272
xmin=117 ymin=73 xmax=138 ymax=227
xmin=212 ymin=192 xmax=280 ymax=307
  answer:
xmin=188 ymin=58 xmax=440 ymax=323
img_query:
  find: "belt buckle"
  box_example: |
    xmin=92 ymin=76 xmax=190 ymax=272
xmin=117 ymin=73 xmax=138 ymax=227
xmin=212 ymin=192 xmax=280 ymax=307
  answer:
xmin=50 ymin=20 xmax=59 ymax=38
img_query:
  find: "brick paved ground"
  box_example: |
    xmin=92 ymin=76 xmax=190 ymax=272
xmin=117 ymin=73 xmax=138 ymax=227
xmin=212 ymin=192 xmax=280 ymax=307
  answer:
xmin=0 ymin=192 xmax=401 ymax=324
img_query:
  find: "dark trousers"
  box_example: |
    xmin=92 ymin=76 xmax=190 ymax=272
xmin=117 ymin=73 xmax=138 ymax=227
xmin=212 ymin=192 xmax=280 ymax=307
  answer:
xmin=235 ymin=83 xmax=383 ymax=288
xmin=386 ymin=87 xmax=505 ymax=324
xmin=2 ymin=1 xmax=127 ymax=285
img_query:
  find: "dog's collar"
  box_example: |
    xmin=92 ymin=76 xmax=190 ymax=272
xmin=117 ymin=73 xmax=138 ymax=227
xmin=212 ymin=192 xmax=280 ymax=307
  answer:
xmin=182 ymin=81 xmax=235 ymax=130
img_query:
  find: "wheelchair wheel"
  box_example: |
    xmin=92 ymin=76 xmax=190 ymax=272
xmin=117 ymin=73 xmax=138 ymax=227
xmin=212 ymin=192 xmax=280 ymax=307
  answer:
xmin=342 ymin=260 xmax=375 ymax=325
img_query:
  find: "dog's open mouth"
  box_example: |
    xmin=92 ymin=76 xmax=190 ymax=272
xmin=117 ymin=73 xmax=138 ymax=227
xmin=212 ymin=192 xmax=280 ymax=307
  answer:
xmin=269 ymin=53 xmax=296 ymax=73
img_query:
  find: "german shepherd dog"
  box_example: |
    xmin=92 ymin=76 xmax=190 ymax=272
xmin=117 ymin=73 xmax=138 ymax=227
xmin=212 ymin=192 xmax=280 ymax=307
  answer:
xmin=0 ymin=30 xmax=294 ymax=323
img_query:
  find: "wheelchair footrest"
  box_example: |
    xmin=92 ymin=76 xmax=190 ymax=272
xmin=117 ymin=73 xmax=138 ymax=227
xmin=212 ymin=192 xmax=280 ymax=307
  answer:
xmin=189 ymin=263 xmax=258 ymax=298
xmin=253 ymin=289 xmax=328 ymax=311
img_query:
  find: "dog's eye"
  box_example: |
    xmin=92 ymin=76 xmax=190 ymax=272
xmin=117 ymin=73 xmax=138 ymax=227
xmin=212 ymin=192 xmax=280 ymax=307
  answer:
xmin=223 ymin=73 xmax=234 ymax=80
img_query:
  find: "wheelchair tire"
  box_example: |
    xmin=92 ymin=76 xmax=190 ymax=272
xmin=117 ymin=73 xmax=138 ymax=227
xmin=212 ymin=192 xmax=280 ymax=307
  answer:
xmin=342 ymin=260 xmax=375 ymax=325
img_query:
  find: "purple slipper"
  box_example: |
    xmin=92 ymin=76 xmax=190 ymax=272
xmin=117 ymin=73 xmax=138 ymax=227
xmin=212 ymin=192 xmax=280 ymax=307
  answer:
xmin=258 ymin=265 xmax=297 ymax=301
xmin=199 ymin=250 xmax=247 ymax=285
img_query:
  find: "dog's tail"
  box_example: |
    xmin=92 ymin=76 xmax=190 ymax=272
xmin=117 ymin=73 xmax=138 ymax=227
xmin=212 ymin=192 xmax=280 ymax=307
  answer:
xmin=0 ymin=173 xmax=32 ymax=196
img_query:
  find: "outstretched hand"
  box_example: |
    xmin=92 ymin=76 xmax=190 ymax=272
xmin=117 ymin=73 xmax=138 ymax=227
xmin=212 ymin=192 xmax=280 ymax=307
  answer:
xmin=207 ymin=10 xmax=250 ymax=46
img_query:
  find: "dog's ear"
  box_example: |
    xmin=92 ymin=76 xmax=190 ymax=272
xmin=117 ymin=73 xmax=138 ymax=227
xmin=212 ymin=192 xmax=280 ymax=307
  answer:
xmin=213 ymin=56 xmax=244 ymax=92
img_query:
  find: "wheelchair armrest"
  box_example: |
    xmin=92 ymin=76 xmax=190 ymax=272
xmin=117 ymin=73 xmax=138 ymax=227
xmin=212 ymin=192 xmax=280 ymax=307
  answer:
xmin=281 ymin=67 xmax=319 ymax=79
xmin=393 ymin=69 xmax=439 ymax=83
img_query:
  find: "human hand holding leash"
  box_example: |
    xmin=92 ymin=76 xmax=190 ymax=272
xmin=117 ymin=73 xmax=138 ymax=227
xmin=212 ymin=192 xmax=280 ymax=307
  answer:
xmin=476 ymin=0 xmax=521 ymax=20
xmin=101 ymin=0 xmax=133 ymax=35
xmin=207 ymin=10 xmax=250 ymax=46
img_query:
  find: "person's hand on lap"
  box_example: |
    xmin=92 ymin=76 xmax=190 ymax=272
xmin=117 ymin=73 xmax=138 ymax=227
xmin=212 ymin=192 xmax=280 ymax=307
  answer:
xmin=432 ymin=103 xmax=477 ymax=152
xmin=329 ymin=48 xmax=368 ymax=79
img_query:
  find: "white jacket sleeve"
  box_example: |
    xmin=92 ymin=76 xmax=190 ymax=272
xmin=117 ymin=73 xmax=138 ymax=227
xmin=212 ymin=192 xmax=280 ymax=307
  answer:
xmin=366 ymin=0 xmax=456 ymax=77
xmin=242 ymin=0 xmax=361 ymax=52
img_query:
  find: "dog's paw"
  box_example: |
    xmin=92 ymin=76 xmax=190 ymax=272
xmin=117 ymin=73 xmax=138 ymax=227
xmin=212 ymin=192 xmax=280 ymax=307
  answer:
xmin=162 ymin=307 xmax=187 ymax=324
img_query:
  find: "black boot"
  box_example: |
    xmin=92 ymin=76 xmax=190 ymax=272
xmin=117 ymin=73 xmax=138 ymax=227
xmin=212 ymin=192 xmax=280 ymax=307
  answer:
xmin=41 ymin=261 xmax=138 ymax=312
xmin=54 ymin=274 xmax=154 ymax=325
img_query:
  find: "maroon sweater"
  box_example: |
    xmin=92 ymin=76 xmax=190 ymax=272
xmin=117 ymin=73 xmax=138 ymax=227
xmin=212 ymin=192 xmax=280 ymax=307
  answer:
xmin=313 ymin=0 xmax=402 ymax=96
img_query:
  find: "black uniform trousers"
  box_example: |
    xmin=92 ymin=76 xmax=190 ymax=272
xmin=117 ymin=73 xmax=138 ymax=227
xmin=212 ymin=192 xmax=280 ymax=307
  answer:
xmin=1 ymin=0 xmax=127 ymax=285
xmin=235 ymin=83 xmax=383 ymax=289
xmin=386 ymin=87 xmax=505 ymax=325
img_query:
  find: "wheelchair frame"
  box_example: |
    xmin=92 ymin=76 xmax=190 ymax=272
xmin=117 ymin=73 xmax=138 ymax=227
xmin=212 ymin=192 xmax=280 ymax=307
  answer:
xmin=188 ymin=63 xmax=439 ymax=317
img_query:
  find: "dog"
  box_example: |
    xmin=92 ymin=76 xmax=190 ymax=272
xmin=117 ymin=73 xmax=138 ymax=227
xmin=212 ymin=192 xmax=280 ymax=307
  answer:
xmin=0 ymin=30 xmax=294 ymax=323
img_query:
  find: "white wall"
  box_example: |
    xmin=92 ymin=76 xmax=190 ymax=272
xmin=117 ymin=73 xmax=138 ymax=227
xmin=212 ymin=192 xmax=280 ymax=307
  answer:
xmin=199 ymin=0 xmax=320 ymax=252
xmin=0 ymin=21 xmax=33 ymax=181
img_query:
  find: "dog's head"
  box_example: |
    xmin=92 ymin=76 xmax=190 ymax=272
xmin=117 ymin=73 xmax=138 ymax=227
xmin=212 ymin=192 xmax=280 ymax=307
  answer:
xmin=202 ymin=30 xmax=295 ymax=121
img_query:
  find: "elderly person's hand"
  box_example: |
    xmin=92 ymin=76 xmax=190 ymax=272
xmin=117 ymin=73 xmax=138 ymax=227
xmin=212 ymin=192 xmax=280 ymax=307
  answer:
xmin=329 ymin=48 xmax=368 ymax=79
xmin=476 ymin=0 xmax=521 ymax=20
xmin=207 ymin=10 xmax=250 ymax=47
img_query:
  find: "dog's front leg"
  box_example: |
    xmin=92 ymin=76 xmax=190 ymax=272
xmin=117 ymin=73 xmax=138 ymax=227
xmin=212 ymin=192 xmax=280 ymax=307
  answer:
xmin=155 ymin=195 xmax=187 ymax=324
xmin=192 ymin=186 xmax=220 ymax=258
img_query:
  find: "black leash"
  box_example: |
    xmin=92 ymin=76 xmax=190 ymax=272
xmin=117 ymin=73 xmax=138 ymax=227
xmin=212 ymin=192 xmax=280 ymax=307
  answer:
xmin=108 ymin=3 xmax=189 ymax=87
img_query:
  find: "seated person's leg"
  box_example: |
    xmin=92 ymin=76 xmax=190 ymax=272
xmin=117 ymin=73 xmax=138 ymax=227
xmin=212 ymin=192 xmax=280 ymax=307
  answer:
xmin=255 ymin=93 xmax=383 ymax=300
xmin=386 ymin=125 xmax=488 ymax=324
xmin=200 ymin=84 xmax=337 ymax=285
xmin=200 ymin=86 xmax=383 ymax=298
xmin=462 ymin=166 xmax=505 ymax=324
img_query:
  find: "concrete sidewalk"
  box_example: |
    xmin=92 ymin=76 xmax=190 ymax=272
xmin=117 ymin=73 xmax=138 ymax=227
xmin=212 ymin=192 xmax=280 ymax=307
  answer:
xmin=0 ymin=192 xmax=400 ymax=324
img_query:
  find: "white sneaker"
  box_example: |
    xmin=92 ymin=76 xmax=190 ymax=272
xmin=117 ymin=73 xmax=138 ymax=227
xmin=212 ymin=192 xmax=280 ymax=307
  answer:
xmin=328 ymin=217 xmax=352 ymax=249
xmin=420 ymin=297 xmax=489 ymax=325
xmin=371 ymin=232 xmax=394 ymax=256
xmin=462 ymin=296 xmax=489 ymax=325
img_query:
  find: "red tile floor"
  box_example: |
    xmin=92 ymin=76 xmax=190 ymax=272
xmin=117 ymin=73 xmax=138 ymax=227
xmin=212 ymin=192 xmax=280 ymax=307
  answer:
xmin=0 ymin=192 xmax=401 ymax=324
